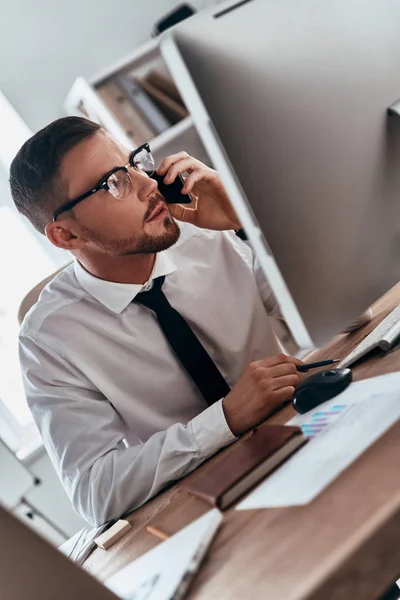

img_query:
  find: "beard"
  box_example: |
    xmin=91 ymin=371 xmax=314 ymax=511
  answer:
xmin=81 ymin=196 xmax=181 ymax=256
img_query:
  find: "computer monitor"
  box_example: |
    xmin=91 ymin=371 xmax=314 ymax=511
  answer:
xmin=160 ymin=0 xmax=400 ymax=352
xmin=0 ymin=505 xmax=118 ymax=599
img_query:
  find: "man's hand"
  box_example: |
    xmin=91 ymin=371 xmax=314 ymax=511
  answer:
xmin=157 ymin=152 xmax=242 ymax=231
xmin=222 ymin=353 xmax=304 ymax=437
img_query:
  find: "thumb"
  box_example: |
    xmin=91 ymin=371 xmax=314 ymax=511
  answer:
xmin=168 ymin=204 xmax=195 ymax=224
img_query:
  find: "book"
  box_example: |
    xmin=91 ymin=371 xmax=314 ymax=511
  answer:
xmin=145 ymin=70 xmax=186 ymax=106
xmin=106 ymin=509 xmax=222 ymax=600
xmin=97 ymin=80 xmax=156 ymax=146
xmin=186 ymin=425 xmax=308 ymax=510
xmin=117 ymin=74 xmax=171 ymax=135
xmin=136 ymin=76 xmax=188 ymax=125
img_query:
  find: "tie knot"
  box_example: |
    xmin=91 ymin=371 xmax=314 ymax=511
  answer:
xmin=151 ymin=275 xmax=165 ymax=290
xmin=133 ymin=275 xmax=166 ymax=309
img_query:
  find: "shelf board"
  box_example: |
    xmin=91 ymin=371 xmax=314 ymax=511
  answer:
xmin=149 ymin=116 xmax=194 ymax=152
xmin=91 ymin=38 xmax=160 ymax=86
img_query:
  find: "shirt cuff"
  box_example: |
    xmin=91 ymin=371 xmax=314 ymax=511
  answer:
xmin=189 ymin=399 xmax=237 ymax=458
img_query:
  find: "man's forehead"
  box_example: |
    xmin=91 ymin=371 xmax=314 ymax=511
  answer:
xmin=60 ymin=130 xmax=129 ymax=198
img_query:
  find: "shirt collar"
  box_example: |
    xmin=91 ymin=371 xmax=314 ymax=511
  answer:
xmin=74 ymin=251 xmax=177 ymax=314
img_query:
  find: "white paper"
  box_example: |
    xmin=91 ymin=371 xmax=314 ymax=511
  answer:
xmin=105 ymin=509 xmax=222 ymax=600
xmin=237 ymin=372 xmax=400 ymax=510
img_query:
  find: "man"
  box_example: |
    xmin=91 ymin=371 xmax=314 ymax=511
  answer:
xmin=10 ymin=116 xmax=303 ymax=526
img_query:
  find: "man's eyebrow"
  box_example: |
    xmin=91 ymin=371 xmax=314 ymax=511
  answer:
xmin=60 ymin=168 xmax=111 ymax=204
xmin=64 ymin=153 xmax=130 ymax=200
xmin=93 ymin=167 xmax=116 ymax=187
xmin=94 ymin=162 xmax=128 ymax=187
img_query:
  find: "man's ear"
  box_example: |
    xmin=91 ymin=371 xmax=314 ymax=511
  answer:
xmin=45 ymin=218 xmax=86 ymax=250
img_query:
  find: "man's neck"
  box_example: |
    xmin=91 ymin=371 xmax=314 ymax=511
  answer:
xmin=75 ymin=251 xmax=157 ymax=284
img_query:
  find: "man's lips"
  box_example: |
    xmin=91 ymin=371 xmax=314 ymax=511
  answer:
xmin=146 ymin=202 xmax=168 ymax=222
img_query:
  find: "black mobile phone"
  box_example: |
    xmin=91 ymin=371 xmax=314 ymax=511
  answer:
xmin=150 ymin=172 xmax=193 ymax=204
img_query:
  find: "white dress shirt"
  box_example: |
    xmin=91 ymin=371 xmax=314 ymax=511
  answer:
xmin=19 ymin=224 xmax=281 ymax=525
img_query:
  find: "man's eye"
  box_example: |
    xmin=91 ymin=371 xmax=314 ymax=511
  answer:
xmin=108 ymin=174 xmax=121 ymax=190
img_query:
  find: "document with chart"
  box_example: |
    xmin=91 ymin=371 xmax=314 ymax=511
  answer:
xmin=237 ymin=372 xmax=400 ymax=509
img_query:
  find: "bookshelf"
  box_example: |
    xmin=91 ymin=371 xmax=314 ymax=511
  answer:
xmin=63 ymin=38 xmax=209 ymax=167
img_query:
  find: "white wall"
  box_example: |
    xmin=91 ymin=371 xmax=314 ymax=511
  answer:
xmin=0 ymin=163 xmax=68 ymax=266
xmin=0 ymin=0 xmax=221 ymax=132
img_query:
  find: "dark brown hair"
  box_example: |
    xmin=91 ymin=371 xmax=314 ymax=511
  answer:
xmin=9 ymin=116 xmax=101 ymax=233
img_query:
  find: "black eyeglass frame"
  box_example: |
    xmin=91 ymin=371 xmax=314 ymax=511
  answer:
xmin=52 ymin=143 xmax=154 ymax=222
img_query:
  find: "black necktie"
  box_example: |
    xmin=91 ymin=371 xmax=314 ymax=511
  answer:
xmin=133 ymin=276 xmax=230 ymax=406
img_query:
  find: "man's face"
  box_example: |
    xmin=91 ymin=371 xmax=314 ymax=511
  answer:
xmin=57 ymin=130 xmax=180 ymax=255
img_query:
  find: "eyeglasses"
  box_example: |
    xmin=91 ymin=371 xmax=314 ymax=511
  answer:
xmin=52 ymin=143 xmax=156 ymax=222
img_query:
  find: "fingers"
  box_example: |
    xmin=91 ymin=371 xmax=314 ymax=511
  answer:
xmin=270 ymin=374 xmax=300 ymax=390
xmin=181 ymin=170 xmax=214 ymax=194
xmin=168 ymin=204 xmax=186 ymax=221
xmin=162 ymin=158 xmax=194 ymax=184
xmin=157 ymin=151 xmax=191 ymax=175
xmin=267 ymin=362 xmax=298 ymax=378
xmin=248 ymin=354 xmax=302 ymax=389
xmin=157 ymin=153 xmax=216 ymax=189
xmin=158 ymin=153 xmax=204 ymax=182
xmin=289 ymin=357 xmax=305 ymax=367
xmin=257 ymin=353 xmax=304 ymax=370
xmin=168 ymin=203 xmax=196 ymax=224
xmin=272 ymin=386 xmax=296 ymax=403
xmin=249 ymin=361 xmax=300 ymax=388
xmin=253 ymin=370 xmax=299 ymax=392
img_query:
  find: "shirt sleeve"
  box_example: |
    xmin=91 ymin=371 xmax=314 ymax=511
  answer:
xmin=19 ymin=334 xmax=235 ymax=527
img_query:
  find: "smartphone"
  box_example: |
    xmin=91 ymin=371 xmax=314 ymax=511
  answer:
xmin=150 ymin=172 xmax=193 ymax=204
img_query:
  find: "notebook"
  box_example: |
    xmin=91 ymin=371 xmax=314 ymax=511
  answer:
xmin=186 ymin=425 xmax=307 ymax=510
xmin=106 ymin=509 xmax=222 ymax=600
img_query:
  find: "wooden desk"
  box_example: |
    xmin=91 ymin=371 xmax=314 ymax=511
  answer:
xmin=84 ymin=285 xmax=400 ymax=600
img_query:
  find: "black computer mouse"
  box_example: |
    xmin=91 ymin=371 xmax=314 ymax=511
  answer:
xmin=292 ymin=368 xmax=352 ymax=414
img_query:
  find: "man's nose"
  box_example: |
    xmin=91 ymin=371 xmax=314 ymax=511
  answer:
xmin=134 ymin=170 xmax=159 ymax=200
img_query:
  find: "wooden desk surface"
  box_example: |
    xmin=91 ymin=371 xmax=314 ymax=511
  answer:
xmin=84 ymin=285 xmax=400 ymax=600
